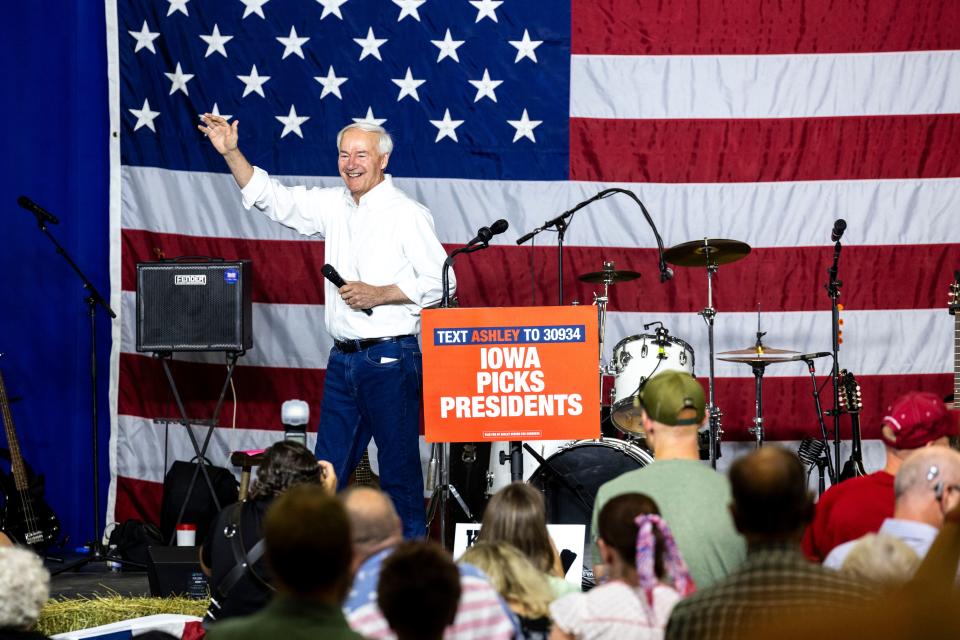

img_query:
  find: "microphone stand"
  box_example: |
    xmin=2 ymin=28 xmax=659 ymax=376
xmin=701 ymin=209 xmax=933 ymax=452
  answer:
xmin=826 ymin=240 xmax=843 ymax=483
xmin=22 ymin=203 xmax=124 ymax=575
xmin=801 ymin=356 xmax=837 ymax=485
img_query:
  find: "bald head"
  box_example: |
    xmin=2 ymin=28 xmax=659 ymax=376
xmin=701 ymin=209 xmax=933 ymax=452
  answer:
xmin=893 ymin=446 xmax=960 ymax=526
xmin=729 ymin=446 xmax=813 ymax=541
xmin=341 ymin=487 xmax=403 ymax=561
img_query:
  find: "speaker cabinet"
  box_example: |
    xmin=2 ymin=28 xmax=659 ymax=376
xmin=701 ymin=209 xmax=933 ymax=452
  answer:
xmin=136 ymin=261 xmax=253 ymax=352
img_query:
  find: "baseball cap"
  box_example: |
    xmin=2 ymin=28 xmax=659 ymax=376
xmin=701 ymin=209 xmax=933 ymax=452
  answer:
xmin=880 ymin=391 xmax=957 ymax=450
xmin=637 ymin=370 xmax=706 ymax=426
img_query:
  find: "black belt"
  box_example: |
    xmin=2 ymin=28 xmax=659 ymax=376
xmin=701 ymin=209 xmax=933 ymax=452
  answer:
xmin=334 ymin=335 xmax=415 ymax=354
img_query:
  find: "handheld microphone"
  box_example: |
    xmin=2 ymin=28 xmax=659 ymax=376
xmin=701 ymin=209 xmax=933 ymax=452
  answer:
xmin=321 ymin=263 xmax=372 ymax=316
xmin=17 ymin=196 xmax=60 ymax=225
xmin=831 ymin=219 xmax=847 ymax=243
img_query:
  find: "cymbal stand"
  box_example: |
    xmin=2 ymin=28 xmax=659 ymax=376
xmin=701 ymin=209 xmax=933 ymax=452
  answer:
xmin=698 ymin=249 xmax=723 ymax=467
xmin=593 ymin=262 xmax=615 ymax=408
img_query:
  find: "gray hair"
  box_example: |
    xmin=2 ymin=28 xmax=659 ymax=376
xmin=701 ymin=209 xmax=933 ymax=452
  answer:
xmin=336 ymin=122 xmax=393 ymax=156
xmin=894 ymin=446 xmax=960 ymax=500
xmin=0 ymin=547 xmax=50 ymax=629
xmin=840 ymin=533 xmax=920 ymax=587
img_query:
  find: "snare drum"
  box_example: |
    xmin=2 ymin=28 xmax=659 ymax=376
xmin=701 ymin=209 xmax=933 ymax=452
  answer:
xmin=611 ymin=334 xmax=694 ymax=434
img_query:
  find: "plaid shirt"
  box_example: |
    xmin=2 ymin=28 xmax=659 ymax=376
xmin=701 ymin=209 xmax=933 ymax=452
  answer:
xmin=665 ymin=542 xmax=875 ymax=640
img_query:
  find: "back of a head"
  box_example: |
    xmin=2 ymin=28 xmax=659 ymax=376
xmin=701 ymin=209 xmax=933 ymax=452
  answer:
xmin=479 ymin=482 xmax=554 ymax=573
xmin=729 ymin=446 xmax=813 ymax=539
xmin=0 ymin=547 xmax=50 ymax=630
xmin=894 ymin=446 xmax=960 ymax=505
xmin=249 ymin=440 xmax=320 ymax=500
xmin=841 ymin=533 xmax=920 ymax=588
xmin=598 ymin=492 xmax=662 ymax=572
xmin=264 ymin=484 xmax=352 ymax=597
xmin=378 ymin=541 xmax=461 ymax=640
xmin=460 ymin=541 xmax=553 ymax=619
xmin=341 ymin=486 xmax=403 ymax=556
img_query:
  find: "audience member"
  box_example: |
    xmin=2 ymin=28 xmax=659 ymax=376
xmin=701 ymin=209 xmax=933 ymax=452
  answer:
xmin=479 ymin=482 xmax=577 ymax=597
xmin=552 ymin=493 xmax=692 ymax=640
xmin=802 ymin=391 xmax=956 ymax=561
xmin=665 ymin=446 xmax=875 ymax=640
xmin=378 ymin=541 xmax=461 ymax=640
xmin=824 ymin=446 xmax=960 ymax=570
xmin=200 ymin=441 xmax=336 ymax=623
xmin=342 ymin=487 xmax=516 ymax=640
xmin=838 ymin=533 xmax=920 ymax=587
xmin=590 ymin=371 xmax=745 ymax=588
xmin=461 ymin=542 xmax=554 ymax=639
xmin=0 ymin=547 xmax=50 ymax=640
xmin=206 ymin=484 xmax=360 ymax=640
xmin=0 ymin=532 xmax=12 ymax=547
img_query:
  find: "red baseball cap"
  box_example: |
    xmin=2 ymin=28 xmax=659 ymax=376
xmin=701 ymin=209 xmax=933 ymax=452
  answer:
xmin=880 ymin=391 xmax=957 ymax=450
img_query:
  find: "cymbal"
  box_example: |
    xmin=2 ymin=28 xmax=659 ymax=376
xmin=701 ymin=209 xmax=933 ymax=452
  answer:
xmin=664 ymin=238 xmax=752 ymax=267
xmin=718 ymin=345 xmax=800 ymax=364
xmin=578 ymin=269 xmax=641 ymax=284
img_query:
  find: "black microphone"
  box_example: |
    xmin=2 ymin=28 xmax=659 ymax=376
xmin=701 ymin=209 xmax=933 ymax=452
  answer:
xmin=830 ymin=219 xmax=847 ymax=242
xmin=467 ymin=219 xmax=509 ymax=246
xmin=792 ymin=351 xmax=832 ymax=361
xmin=797 ymin=437 xmax=825 ymax=468
xmin=17 ymin=196 xmax=60 ymax=225
xmin=321 ymin=263 xmax=372 ymax=316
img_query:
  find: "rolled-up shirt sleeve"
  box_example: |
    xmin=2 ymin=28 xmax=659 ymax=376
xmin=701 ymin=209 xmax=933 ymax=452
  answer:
xmin=395 ymin=204 xmax=455 ymax=308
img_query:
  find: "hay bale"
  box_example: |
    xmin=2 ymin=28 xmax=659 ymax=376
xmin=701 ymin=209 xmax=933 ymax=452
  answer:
xmin=37 ymin=592 xmax=208 ymax=636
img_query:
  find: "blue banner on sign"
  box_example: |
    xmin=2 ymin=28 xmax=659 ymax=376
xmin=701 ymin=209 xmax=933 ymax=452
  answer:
xmin=433 ymin=325 xmax=586 ymax=346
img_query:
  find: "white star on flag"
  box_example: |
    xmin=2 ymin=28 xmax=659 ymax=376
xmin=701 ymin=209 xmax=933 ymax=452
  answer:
xmin=129 ymin=98 xmax=160 ymax=132
xmin=200 ymin=24 xmax=233 ymax=58
xmin=164 ymin=62 xmax=194 ymax=96
xmin=129 ymin=21 xmax=160 ymax=54
xmin=509 ymin=29 xmax=542 ymax=63
xmin=199 ymin=103 xmax=232 ymax=122
xmin=277 ymin=26 xmax=310 ymax=59
xmin=468 ymin=68 xmax=502 ymax=102
xmin=314 ymin=66 xmax=348 ymax=99
xmin=393 ymin=0 xmax=425 ymax=21
xmin=431 ymin=29 xmax=464 ymax=63
xmin=276 ymin=105 xmax=310 ymax=138
xmin=354 ymin=27 xmax=387 ymax=61
xmin=237 ymin=65 xmax=271 ymax=98
xmin=469 ymin=0 xmax=502 ymax=23
xmin=353 ymin=107 xmax=386 ymax=126
xmin=167 ymin=0 xmax=189 ymax=16
xmin=430 ymin=109 xmax=464 ymax=143
xmin=239 ymin=0 xmax=269 ymax=19
xmin=317 ymin=0 xmax=348 ymax=20
xmin=507 ymin=109 xmax=542 ymax=143
xmin=391 ymin=68 xmax=425 ymax=102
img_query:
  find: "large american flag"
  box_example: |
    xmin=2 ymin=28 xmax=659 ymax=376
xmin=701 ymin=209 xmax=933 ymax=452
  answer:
xmin=106 ymin=0 xmax=960 ymax=525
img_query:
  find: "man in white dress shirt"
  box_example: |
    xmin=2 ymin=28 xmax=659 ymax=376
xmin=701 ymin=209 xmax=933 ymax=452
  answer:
xmin=824 ymin=446 xmax=960 ymax=571
xmin=199 ymin=115 xmax=453 ymax=537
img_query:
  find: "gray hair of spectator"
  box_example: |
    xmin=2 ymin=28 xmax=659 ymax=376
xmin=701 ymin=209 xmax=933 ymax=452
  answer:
xmin=341 ymin=486 xmax=402 ymax=548
xmin=0 ymin=547 xmax=50 ymax=629
xmin=336 ymin=122 xmax=394 ymax=156
xmin=840 ymin=533 xmax=921 ymax=587
xmin=893 ymin=446 xmax=960 ymax=500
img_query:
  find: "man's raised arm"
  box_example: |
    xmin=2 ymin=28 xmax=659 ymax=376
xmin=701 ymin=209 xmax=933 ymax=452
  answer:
xmin=199 ymin=114 xmax=254 ymax=189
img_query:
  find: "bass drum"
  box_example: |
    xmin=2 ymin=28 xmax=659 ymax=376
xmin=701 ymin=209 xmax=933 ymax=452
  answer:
xmin=527 ymin=440 xmax=653 ymax=588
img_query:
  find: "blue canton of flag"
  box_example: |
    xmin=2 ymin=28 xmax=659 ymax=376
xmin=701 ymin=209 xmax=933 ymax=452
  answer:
xmin=119 ymin=0 xmax=571 ymax=180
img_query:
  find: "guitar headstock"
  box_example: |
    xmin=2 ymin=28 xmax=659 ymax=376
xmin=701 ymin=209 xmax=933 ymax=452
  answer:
xmin=950 ymin=270 xmax=959 ymax=316
xmin=839 ymin=369 xmax=862 ymax=414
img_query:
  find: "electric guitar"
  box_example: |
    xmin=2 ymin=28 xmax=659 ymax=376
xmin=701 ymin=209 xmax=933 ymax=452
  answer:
xmin=838 ymin=369 xmax=866 ymax=481
xmin=950 ymin=272 xmax=959 ymax=410
xmin=0 ymin=367 xmax=61 ymax=549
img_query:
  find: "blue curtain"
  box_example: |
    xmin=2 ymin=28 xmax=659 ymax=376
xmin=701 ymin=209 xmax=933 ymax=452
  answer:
xmin=0 ymin=2 xmax=111 ymax=548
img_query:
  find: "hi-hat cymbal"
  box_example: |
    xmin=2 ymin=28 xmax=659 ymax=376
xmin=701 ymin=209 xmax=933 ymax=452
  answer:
xmin=718 ymin=345 xmax=800 ymax=364
xmin=578 ymin=269 xmax=641 ymax=284
xmin=664 ymin=238 xmax=751 ymax=267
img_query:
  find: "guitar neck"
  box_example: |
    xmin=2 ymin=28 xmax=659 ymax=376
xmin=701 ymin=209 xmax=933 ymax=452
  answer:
xmin=955 ymin=311 xmax=959 ymax=409
xmin=0 ymin=371 xmax=29 ymax=491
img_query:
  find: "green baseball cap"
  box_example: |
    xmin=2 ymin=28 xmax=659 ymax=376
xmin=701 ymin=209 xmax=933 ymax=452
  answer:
xmin=638 ymin=370 xmax=706 ymax=426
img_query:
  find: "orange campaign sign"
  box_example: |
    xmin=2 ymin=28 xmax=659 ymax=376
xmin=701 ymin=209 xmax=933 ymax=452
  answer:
xmin=421 ymin=306 xmax=600 ymax=442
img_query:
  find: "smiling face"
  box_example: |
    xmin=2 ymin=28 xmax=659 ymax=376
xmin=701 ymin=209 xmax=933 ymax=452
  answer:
xmin=338 ymin=128 xmax=388 ymax=203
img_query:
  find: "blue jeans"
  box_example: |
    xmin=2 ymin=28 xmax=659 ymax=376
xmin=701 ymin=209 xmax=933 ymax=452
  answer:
xmin=316 ymin=335 xmax=425 ymax=538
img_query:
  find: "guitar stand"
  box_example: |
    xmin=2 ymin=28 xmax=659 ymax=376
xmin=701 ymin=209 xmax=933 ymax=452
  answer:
xmin=153 ymin=350 xmax=242 ymax=545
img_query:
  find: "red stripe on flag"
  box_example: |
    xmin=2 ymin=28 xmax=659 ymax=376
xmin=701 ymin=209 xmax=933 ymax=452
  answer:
xmin=115 ymin=476 xmax=164 ymax=526
xmin=122 ymin=230 xmax=960 ymax=313
xmin=570 ymin=115 xmax=960 ymax=183
xmin=572 ymin=0 xmax=960 ymax=55
xmin=119 ymin=352 xmax=951 ymax=442
xmin=119 ymin=353 xmax=323 ymax=430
